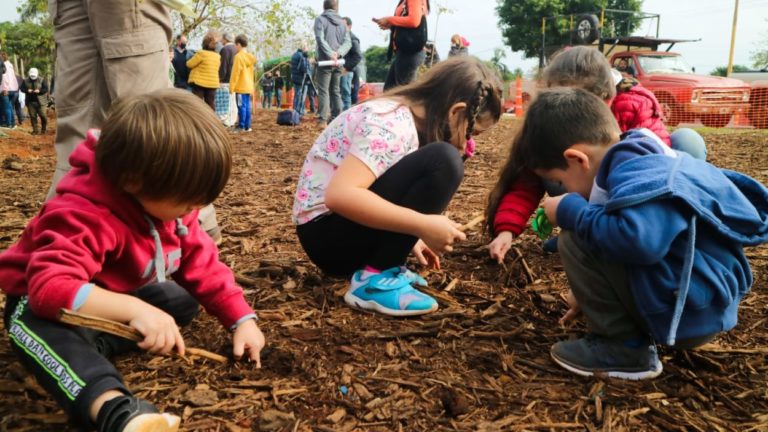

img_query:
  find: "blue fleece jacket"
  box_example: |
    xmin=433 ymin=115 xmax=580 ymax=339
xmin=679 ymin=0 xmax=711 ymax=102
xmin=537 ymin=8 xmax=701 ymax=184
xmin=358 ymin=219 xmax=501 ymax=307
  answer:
xmin=557 ymin=129 xmax=768 ymax=345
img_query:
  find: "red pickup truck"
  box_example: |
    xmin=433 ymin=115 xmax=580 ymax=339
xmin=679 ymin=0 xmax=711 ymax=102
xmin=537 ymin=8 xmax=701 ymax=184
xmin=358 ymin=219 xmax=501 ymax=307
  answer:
xmin=608 ymin=50 xmax=751 ymax=128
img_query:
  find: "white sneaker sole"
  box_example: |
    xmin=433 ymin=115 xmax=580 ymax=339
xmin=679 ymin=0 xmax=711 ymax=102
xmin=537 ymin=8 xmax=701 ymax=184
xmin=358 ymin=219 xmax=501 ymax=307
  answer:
xmin=123 ymin=413 xmax=181 ymax=432
xmin=343 ymin=291 xmax=437 ymax=317
xmin=550 ymin=351 xmax=663 ymax=380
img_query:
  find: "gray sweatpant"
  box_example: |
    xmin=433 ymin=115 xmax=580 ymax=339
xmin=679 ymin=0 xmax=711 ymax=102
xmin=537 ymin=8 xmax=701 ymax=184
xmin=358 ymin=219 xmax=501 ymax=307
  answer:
xmin=46 ymin=0 xmax=218 ymax=232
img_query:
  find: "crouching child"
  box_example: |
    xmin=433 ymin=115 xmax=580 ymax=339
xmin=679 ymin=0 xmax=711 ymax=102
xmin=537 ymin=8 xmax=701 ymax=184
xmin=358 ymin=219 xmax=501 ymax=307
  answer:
xmin=522 ymin=88 xmax=768 ymax=379
xmin=0 ymin=89 xmax=265 ymax=431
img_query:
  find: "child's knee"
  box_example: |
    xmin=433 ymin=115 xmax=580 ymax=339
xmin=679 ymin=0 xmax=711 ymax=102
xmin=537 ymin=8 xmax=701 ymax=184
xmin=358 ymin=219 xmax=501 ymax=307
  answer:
xmin=425 ymin=142 xmax=464 ymax=186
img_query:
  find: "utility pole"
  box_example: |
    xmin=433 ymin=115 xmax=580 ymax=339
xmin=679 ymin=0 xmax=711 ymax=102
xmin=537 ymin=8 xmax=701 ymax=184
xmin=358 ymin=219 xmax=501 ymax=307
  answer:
xmin=726 ymin=0 xmax=739 ymax=76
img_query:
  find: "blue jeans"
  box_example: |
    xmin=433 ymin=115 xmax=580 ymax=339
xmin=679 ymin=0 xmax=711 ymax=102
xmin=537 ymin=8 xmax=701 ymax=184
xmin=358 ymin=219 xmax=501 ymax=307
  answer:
xmin=262 ymin=91 xmax=272 ymax=108
xmin=1 ymin=93 xmax=14 ymax=127
xmin=237 ymin=93 xmax=252 ymax=130
xmin=275 ymin=89 xmax=282 ymax=108
xmin=340 ymin=73 xmax=352 ymax=111
xmin=292 ymin=81 xmax=306 ymax=115
xmin=670 ymin=128 xmax=707 ymax=161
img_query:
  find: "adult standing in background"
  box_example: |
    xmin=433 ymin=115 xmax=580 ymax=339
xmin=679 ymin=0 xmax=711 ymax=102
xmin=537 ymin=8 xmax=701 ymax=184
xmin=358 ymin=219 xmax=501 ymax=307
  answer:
xmin=340 ymin=16 xmax=362 ymax=111
xmin=1 ymin=53 xmax=18 ymax=129
xmin=20 ymin=68 xmax=48 ymax=135
xmin=46 ymin=0 xmax=222 ymax=241
xmin=314 ymin=0 xmax=351 ymax=125
xmin=187 ymin=31 xmax=221 ymax=111
xmin=374 ymin=0 xmax=430 ymax=90
xmin=273 ymin=70 xmax=285 ymax=109
xmin=290 ymin=44 xmax=309 ymax=116
xmin=13 ymin=71 xmax=25 ymax=126
xmin=172 ymin=34 xmax=193 ymax=89
xmin=217 ymin=33 xmax=237 ymax=126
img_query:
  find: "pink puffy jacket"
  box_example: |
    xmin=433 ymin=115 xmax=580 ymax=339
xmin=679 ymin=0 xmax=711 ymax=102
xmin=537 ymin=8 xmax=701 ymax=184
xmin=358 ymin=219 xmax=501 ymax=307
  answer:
xmin=611 ymin=81 xmax=671 ymax=146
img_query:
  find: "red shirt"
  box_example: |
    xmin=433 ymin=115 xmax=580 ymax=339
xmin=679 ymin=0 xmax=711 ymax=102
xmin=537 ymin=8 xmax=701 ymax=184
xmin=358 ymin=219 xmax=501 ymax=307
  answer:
xmin=0 ymin=130 xmax=254 ymax=328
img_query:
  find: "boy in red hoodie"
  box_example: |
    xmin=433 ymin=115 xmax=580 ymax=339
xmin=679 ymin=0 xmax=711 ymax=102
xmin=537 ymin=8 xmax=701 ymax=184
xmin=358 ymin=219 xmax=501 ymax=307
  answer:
xmin=0 ymin=89 xmax=265 ymax=432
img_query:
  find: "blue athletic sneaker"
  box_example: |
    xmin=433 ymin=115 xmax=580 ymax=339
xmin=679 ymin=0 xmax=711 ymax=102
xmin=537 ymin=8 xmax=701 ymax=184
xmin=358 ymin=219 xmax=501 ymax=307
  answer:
xmin=344 ymin=270 xmax=438 ymax=316
xmin=383 ymin=266 xmax=428 ymax=287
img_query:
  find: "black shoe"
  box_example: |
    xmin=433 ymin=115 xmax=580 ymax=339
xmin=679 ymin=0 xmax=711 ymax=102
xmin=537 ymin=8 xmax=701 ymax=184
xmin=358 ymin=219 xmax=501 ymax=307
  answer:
xmin=550 ymin=334 xmax=662 ymax=380
xmin=96 ymin=395 xmax=180 ymax=432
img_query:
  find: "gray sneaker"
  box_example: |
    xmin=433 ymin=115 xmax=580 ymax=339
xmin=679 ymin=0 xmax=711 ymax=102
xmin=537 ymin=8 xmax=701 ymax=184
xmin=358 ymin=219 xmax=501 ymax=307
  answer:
xmin=550 ymin=334 xmax=662 ymax=380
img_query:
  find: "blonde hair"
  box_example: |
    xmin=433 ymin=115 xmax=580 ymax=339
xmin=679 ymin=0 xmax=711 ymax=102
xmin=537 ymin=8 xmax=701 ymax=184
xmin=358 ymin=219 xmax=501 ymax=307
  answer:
xmin=202 ymin=30 xmax=220 ymax=50
xmin=96 ymin=88 xmax=232 ymax=205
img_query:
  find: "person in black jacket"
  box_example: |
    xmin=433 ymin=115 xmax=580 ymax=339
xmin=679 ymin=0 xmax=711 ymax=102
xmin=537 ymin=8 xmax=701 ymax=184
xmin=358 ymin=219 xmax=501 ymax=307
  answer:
xmin=290 ymin=44 xmax=310 ymax=116
xmin=19 ymin=68 xmax=48 ymax=135
xmin=340 ymin=17 xmax=362 ymax=111
xmin=273 ymin=70 xmax=285 ymax=108
xmin=172 ymin=34 xmax=192 ymax=89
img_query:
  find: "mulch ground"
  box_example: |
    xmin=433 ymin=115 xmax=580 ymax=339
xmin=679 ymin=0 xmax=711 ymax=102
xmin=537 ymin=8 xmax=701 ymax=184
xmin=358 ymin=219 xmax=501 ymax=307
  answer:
xmin=1 ymin=112 xmax=767 ymax=432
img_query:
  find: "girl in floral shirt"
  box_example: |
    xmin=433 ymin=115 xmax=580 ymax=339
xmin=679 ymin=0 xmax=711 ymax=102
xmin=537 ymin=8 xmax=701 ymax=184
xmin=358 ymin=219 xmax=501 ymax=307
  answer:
xmin=293 ymin=57 xmax=503 ymax=316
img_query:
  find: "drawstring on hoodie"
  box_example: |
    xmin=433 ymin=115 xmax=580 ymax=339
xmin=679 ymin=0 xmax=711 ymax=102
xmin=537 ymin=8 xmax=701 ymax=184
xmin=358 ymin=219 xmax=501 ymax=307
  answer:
xmin=143 ymin=216 xmax=189 ymax=283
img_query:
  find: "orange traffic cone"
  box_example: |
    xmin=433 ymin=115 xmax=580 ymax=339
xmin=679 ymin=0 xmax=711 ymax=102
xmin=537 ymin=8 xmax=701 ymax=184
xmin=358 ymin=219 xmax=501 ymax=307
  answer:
xmin=514 ymin=76 xmax=524 ymax=118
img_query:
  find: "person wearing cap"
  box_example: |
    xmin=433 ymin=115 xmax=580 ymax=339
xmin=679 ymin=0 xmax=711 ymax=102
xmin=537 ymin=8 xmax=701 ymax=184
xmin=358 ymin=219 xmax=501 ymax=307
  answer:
xmin=20 ymin=68 xmax=49 ymax=135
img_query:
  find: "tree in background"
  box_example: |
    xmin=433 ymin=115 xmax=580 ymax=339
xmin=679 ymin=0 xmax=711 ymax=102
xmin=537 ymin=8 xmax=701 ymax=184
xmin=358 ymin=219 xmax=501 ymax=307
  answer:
xmin=488 ymin=48 xmax=514 ymax=81
xmin=496 ymin=0 xmax=643 ymax=60
xmin=710 ymin=65 xmax=750 ymax=77
xmin=364 ymin=46 xmax=389 ymax=83
xmin=172 ymin=0 xmax=316 ymax=63
xmin=0 ymin=0 xmax=54 ymax=76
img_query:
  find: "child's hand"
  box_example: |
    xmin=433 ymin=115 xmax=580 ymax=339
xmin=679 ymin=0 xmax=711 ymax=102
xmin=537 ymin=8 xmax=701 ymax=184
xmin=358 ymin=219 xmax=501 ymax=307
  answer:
xmin=412 ymin=239 xmax=440 ymax=270
xmin=232 ymin=319 xmax=265 ymax=367
xmin=129 ymin=303 xmax=186 ymax=355
xmin=541 ymin=196 xmax=565 ymax=227
xmin=559 ymin=289 xmax=581 ymax=325
xmin=418 ymin=215 xmax=467 ymax=254
xmin=488 ymin=231 xmax=514 ymax=264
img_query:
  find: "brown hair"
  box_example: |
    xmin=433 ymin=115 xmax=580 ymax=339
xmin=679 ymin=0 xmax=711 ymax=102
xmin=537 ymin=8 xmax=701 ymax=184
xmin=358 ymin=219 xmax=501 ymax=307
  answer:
xmin=202 ymin=30 xmax=220 ymax=51
xmin=383 ymin=56 xmax=503 ymax=147
xmin=542 ymin=46 xmax=616 ymax=101
xmin=485 ymin=88 xmax=619 ymax=231
xmin=235 ymin=34 xmax=248 ymax=47
xmin=96 ymin=88 xmax=232 ymax=205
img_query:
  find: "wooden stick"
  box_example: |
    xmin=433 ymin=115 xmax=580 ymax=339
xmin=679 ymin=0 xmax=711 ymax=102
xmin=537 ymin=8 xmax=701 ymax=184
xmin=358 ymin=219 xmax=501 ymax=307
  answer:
xmin=461 ymin=214 xmax=485 ymax=231
xmin=59 ymin=309 xmax=227 ymax=364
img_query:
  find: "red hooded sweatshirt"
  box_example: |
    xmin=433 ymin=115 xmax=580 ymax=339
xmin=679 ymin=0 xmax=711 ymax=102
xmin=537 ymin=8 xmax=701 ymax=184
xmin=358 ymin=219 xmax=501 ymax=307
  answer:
xmin=0 ymin=130 xmax=255 ymax=328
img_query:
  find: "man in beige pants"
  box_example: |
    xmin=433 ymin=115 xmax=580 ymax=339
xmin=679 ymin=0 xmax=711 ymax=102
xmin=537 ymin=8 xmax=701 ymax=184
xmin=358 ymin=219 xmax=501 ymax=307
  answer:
xmin=47 ymin=0 xmax=221 ymax=241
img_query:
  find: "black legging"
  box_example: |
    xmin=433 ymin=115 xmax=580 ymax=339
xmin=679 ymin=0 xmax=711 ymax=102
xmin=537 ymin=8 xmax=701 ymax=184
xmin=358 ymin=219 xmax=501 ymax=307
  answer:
xmin=297 ymin=142 xmax=464 ymax=277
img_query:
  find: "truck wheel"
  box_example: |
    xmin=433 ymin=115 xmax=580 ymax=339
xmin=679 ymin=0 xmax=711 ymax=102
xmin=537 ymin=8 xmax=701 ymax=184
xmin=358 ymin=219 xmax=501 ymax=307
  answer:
xmin=572 ymin=14 xmax=600 ymax=45
xmin=700 ymin=114 xmax=732 ymax=128
xmin=658 ymin=95 xmax=681 ymax=126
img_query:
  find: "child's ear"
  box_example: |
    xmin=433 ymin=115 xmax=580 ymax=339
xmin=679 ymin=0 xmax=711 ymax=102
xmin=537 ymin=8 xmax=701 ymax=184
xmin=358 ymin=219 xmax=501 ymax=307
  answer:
xmin=563 ymin=148 xmax=591 ymax=171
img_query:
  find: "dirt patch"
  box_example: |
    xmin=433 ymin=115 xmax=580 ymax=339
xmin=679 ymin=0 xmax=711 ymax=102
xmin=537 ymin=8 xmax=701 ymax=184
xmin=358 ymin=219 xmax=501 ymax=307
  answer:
xmin=1 ymin=112 xmax=767 ymax=431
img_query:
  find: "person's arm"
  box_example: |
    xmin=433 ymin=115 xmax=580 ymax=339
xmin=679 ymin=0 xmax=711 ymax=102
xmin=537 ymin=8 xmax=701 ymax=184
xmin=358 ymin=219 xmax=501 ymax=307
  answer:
xmin=19 ymin=79 xmax=27 ymax=94
xmin=555 ymin=193 xmax=688 ymax=264
xmin=186 ymin=52 xmax=202 ymax=69
xmin=493 ymin=171 xmax=545 ymax=236
xmin=337 ymin=29 xmax=352 ymax=57
xmin=386 ymin=0 xmax=424 ymax=28
xmin=314 ymin=17 xmax=334 ymax=59
xmin=40 ymin=79 xmax=49 ymax=96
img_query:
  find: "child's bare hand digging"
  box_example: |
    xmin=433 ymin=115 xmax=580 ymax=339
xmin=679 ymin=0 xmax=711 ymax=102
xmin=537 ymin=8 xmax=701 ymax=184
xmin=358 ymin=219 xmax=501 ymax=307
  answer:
xmin=232 ymin=319 xmax=266 ymax=367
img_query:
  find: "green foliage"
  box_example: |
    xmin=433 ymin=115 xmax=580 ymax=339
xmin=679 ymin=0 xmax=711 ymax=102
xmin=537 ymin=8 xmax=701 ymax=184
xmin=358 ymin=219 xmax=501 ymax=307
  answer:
xmin=17 ymin=0 xmax=48 ymax=24
xmin=496 ymin=0 xmax=643 ymax=59
xmin=488 ymin=48 xmax=514 ymax=81
xmin=172 ymin=0 xmax=316 ymax=63
xmin=753 ymin=20 xmax=768 ymax=69
xmin=364 ymin=46 xmax=389 ymax=83
xmin=710 ymin=65 xmax=751 ymax=77
xmin=0 ymin=20 xmax=54 ymax=76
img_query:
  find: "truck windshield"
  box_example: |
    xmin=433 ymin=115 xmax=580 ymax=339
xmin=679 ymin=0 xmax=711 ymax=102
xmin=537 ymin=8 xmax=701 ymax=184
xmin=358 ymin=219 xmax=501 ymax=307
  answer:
xmin=637 ymin=55 xmax=694 ymax=74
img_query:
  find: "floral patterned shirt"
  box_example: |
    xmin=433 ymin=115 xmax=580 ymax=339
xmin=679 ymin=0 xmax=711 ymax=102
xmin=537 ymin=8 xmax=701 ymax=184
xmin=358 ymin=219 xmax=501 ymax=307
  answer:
xmin=292 ymin=99 xmax=419 ymax=225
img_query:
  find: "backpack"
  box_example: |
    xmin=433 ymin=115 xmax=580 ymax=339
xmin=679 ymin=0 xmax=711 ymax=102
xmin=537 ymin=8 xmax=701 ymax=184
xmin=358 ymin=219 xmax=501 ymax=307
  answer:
xmin=277 ymin=109 xmax=301 ymax=126
xmin=393 ymin=0 xmax=428 ymax=55
xmin=344 ymin=33 xmax=363 ymax=72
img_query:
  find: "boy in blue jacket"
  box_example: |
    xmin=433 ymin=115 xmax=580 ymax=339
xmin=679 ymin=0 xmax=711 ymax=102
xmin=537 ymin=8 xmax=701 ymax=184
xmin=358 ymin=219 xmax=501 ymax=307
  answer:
xmin=520 ymin=88 xmax=768 ymax=380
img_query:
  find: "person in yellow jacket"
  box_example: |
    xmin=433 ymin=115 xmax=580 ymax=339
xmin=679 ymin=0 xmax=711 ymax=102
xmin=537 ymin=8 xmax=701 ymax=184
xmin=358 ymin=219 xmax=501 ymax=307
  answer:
xmin=187 ymin=31 xmax=221 ymax=111
xmin=230 ymin=34 xmax=256 ymax=131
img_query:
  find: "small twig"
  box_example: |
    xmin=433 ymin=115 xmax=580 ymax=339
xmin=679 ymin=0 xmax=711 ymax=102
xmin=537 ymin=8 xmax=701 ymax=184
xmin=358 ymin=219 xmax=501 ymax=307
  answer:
xmin=443 ymin=278 xmax=459 ymax=292
xmin=513 ymin=247 xmax=535 ymax=284
xmin=59 ymin=309 xmax=227 ymax=364
xmin=461 ymin=214 xmax=485 ymax=231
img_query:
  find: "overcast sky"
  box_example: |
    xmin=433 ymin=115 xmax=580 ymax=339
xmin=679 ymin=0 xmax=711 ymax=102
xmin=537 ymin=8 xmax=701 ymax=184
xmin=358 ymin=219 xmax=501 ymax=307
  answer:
xmin=2 ymin=0 xmax=767 ymax=74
